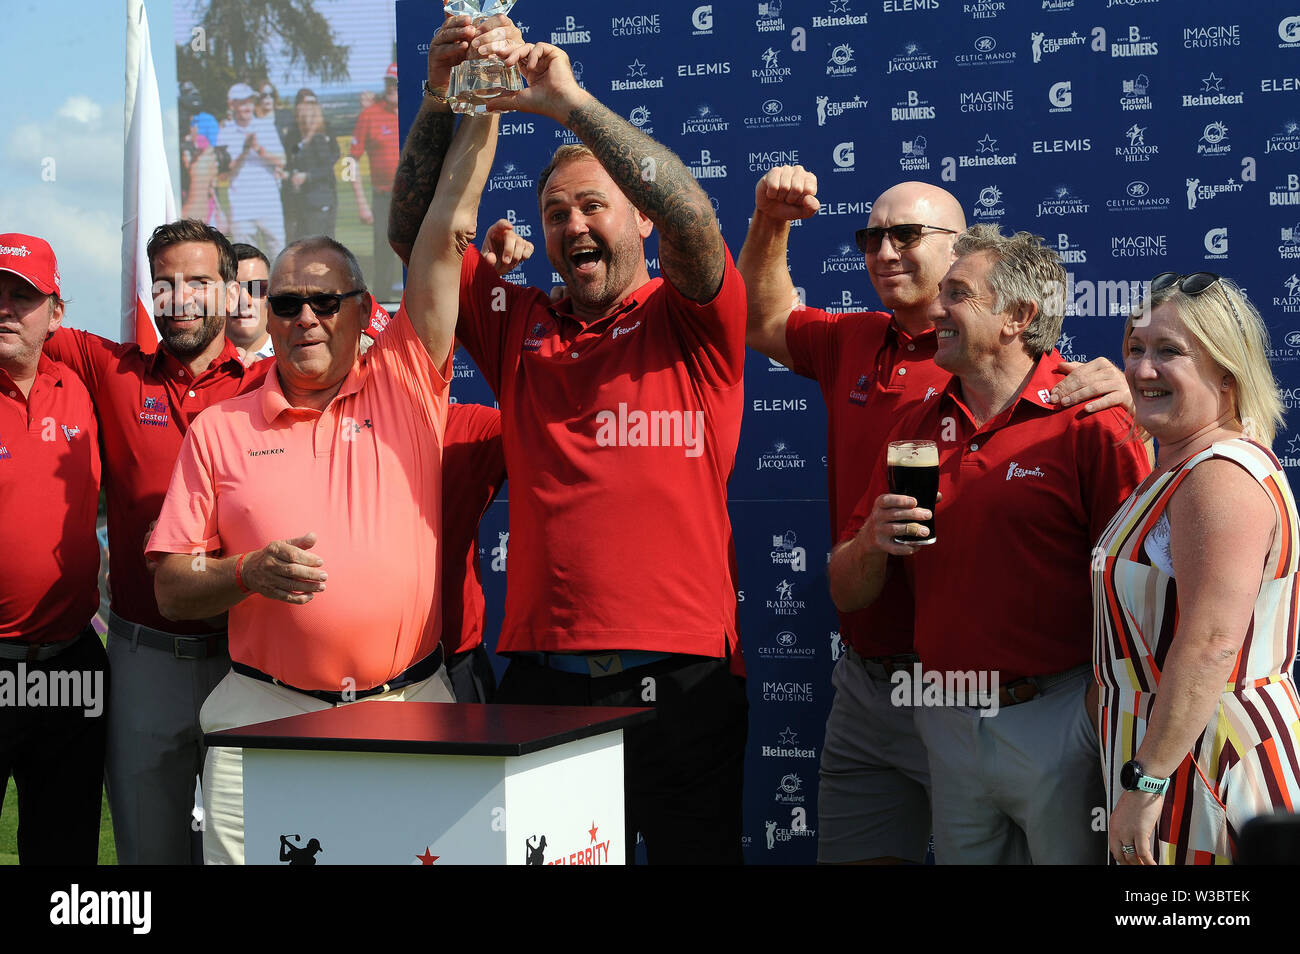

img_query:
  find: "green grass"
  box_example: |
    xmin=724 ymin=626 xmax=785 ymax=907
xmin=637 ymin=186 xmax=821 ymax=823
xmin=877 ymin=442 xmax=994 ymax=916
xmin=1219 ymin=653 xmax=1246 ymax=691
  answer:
xmin=0 ymin=777 xmax=117 ymax=865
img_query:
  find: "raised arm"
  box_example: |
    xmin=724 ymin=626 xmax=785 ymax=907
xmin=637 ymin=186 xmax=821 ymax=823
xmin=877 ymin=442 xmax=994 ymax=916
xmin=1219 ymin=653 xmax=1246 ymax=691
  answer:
xmin=492 ymin=43 xmax=724 ymax=303
xmin=388 ymin=14 xmax=523 ymax=265
xmin=737 ymin=165 xmax=820 ymax=367
xmin=402 ymin=114 xmax=498 ymax=367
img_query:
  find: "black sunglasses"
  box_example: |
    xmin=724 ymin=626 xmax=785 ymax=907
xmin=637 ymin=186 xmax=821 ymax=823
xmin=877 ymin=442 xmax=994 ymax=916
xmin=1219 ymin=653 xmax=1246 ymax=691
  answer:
xmin=241 ymin=279 xmax=268 ymax=300
xmin=1148 ymin=271 xmax=1243 ymax=328
xmin=268 ymin=289 xmax=366 ymax=318
xmin=854 ymin=223 xmax=958 ymax=254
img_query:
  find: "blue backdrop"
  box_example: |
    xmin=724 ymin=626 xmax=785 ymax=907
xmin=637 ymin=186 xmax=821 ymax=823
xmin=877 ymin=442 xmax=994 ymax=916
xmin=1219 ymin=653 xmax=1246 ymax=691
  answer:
xmin=396 ymin=0 xmax=1300 ymax=863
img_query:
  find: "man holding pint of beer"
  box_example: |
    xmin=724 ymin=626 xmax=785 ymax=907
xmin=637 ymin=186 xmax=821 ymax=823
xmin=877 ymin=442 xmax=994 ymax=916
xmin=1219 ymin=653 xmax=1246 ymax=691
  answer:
xmin=827 ymin=225 xmax=1150 ymax=864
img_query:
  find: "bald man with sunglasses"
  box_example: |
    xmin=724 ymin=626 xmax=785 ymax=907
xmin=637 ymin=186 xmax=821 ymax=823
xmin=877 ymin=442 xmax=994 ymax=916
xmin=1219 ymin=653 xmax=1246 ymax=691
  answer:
xmin=148 ymin=112 xmax=500 ymax=864
xmin=738 ymin=170 xmax=1130 ymax=864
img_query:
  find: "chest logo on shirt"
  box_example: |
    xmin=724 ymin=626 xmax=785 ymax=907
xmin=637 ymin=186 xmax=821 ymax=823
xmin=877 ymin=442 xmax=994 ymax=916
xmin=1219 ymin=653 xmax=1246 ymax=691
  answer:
xmin=0 ymin=433 xmax=9 ymax=460
xmin=923 ymin=386 xmax=940 ymax=403
xmin=138 ymin=395 xmax=170 ymax=428
xmin=247 ymin=448 xmax=285 ymax=458
xmin=610 ymin=319 xmax=642 ymax=341
xmin=594 ymin=403 xmax=705 ymax=459
xmin=342 ymin=417 xmax=374 ymax=440
xmin=523 ymin=321 xmax=548 ymax=352
xmin=60 ymin=424 xmax=81 ymax=442
xmin=848 ymin=372 xmax=875 ymax=406
xmin=1006 ymin=461 xmax=1046 ymax=481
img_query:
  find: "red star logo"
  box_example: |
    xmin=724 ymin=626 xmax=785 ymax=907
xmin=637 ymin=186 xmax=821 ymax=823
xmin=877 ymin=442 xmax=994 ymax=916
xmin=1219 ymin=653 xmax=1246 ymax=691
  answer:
xmin=588 ymin=821 xmax=599 ymax=844
xmin=417 ymin=847 xmax=439 ymax=865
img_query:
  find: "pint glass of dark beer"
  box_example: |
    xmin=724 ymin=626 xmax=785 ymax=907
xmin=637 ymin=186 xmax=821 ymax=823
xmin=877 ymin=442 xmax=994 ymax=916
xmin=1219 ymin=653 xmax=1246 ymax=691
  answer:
xmin=887 ymin=440 xmax=939 ymax=545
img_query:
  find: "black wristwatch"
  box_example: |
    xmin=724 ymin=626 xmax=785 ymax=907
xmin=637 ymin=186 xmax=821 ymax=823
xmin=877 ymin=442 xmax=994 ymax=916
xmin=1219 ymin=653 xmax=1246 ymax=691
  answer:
xmin=1120 ymin=759 xmax=1170 ymax=795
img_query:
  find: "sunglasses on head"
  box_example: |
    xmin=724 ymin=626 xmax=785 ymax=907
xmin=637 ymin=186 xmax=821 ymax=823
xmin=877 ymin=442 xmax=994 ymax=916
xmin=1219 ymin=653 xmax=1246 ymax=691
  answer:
xmin=241 ymin=279 xmax=268 ymax=300
xmin=1148 ymin=271 xmax=1244 ymax=328
xmin=854 ymin=223 xmax=958 ymax=254
xmin=267 ymin=289 xmax=366 ymax=318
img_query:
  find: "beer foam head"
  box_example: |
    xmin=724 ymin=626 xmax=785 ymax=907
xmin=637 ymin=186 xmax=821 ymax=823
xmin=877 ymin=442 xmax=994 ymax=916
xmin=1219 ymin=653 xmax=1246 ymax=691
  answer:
xmin=887 ymin=440 xmax=939 ymax=467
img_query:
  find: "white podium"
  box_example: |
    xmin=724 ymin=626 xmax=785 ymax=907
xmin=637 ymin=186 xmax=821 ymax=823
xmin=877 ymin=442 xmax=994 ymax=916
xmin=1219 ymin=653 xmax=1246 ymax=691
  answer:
xmin=204 ymin=702 xmax=653 ymax=865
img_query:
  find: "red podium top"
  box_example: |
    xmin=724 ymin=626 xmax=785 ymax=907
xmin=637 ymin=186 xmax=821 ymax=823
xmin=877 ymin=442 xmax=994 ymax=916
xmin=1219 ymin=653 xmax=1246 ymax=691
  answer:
xmin=205 ymin=702 xmax=654 ymax=757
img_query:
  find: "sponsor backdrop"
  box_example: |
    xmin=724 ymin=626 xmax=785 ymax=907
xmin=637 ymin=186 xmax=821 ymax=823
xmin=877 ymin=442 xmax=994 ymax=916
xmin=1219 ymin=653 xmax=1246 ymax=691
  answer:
xmin=393 ymin=0 xmax=1300 ymax=863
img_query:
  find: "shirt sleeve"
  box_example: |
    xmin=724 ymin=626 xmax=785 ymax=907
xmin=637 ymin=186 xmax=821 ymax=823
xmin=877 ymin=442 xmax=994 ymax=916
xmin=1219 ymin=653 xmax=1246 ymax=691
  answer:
xmin=1076 ymin=408 xmax=1152 ymax=545
xmin=146 ymin=423 xmax=222 ymax=556
xmin=785 ymin=305 xmax=840 ymax=384
xmin=369 ymin=297 xmax=453 ymax=437
xmin=43 ymin=327 xmax=114 ymax=395
xmin=659 ymin=244 xmax=747 ymax=390
xmin=454 ymin=244 xmax=531 ymax=397
xmin=350 ymin=109 xmax=369 ymax=158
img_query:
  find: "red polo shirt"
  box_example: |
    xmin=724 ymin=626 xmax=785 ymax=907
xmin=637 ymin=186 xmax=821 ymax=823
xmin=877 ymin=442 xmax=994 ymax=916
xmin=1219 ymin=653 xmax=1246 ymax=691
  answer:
xmin=350 ymin=103 xmax=400 ymax=193
xmin=45 ymin=328 xmax=270 ymax=634
xmin=0 ymin=356 xmax=101 ymax=643
xmin=847 ymin=350 xmax=1150 ymax=680
xmin=441 ymin=401 xmax=506 ymax=657
xmin=455 ymin=244 xmax=747 ymax=657
xmin=786 ymin=306 xmax=949 ymax=658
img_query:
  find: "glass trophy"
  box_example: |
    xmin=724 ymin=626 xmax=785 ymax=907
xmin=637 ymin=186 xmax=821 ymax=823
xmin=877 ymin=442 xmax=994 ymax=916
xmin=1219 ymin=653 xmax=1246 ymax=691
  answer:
xmin=444 ymin=0 xmax=523 ymax=114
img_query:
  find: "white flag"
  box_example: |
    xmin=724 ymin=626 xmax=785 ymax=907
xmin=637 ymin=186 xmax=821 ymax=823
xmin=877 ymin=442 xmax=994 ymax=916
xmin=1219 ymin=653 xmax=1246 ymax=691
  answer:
xmin=122 ymin=0 xmax=176 ymax=346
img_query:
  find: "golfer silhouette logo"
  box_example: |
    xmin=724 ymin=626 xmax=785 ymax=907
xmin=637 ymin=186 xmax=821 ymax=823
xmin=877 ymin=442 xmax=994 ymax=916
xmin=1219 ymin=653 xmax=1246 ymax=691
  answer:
xmin=279 ymin=834 xmax=323 ymax=865
xmin=525 ymin=834 xmax=547 ymax=866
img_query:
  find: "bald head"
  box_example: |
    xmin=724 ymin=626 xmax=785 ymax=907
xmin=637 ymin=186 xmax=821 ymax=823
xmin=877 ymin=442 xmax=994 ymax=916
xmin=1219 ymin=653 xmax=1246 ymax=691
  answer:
xmin=863 ymin=181 xmax=966 ymax=328
xmin=870 ymin=181 xmax=966 ymax=234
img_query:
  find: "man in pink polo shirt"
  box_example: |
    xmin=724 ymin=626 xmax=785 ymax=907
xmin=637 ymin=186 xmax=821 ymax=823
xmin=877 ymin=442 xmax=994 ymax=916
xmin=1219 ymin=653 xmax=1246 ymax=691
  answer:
xmin=148 ymin=111 xmax=500 ymax=863
xmin=828 ymin=226 xmax=1150 ymax=864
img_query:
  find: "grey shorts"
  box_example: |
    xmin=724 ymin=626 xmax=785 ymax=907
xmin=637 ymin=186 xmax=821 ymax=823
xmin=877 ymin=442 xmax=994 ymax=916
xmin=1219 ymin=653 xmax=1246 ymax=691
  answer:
xmin=817 ymin=649 xmax=931 ymax=863
xmin=913 ymin=668 xmax=1105 ymax=865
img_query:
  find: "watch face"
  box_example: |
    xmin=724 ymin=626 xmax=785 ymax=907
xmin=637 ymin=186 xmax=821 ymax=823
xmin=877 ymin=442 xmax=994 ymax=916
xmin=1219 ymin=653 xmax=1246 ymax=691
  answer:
xmin=1120 ymin=760 xmax=1141 ymax=791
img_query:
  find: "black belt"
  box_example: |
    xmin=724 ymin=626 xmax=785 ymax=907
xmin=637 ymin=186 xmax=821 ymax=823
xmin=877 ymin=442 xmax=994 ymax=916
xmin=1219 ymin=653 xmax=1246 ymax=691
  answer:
xmin=0 ymin=626 xmax=95 ymax=662
xmin=848 ymin=647 xmax=921 ymax=680
xmin=108 ymin=611 xmax=228 ymax=660
xmin=231 ymin=644 xmax=445 ymax=705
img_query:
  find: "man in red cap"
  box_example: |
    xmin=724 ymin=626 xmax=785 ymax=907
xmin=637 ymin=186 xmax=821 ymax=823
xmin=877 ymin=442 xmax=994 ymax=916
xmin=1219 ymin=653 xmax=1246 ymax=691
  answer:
xmin=44 ymin=219 xmax=270 ymax=864
xmin=0 ymin=234 xmax=108 ymax=863
xmin=350 ymin=64 xmax=404 ymax=301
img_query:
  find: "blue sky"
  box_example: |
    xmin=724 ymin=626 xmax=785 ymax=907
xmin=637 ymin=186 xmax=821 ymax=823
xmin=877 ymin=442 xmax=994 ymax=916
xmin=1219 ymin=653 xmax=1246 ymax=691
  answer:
xmin=0 ymin=1 xmax=180 ymax=340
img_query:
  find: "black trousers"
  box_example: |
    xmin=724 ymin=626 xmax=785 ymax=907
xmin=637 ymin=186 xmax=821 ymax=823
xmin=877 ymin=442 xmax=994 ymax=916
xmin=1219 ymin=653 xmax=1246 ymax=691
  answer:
xmin=445 ymin=645 xmax=498 ymax=704
xmin=495 ymin=654 xmax=748 ymax=865
xmin=0 ymin=629 xmax=110 ymax=865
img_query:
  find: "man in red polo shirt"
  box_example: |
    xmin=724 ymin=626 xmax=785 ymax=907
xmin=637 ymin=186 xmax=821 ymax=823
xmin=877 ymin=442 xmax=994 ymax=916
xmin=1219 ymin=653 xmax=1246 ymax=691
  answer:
xmin=828 ymin=226 xmax=1150 ymax=864
xmin=738 ymin=169 xmax=1129 ymax=864
xmin=389 ymin=35 xmax=748 ymax=864
xmin=0 ymin=235 xmax=108 ymax=863
xmin=44 ymin=219 xmax=268 ymax=864
xmin=350 ymin=64 xmax=404 ymax=301
xmin=149 ymin=109 xmax=498 ymax=864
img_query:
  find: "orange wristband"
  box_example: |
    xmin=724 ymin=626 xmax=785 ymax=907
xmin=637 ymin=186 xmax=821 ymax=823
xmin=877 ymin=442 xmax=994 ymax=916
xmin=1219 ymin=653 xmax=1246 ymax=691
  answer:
xmin=234 ymin=552 xmax=251 ymax=594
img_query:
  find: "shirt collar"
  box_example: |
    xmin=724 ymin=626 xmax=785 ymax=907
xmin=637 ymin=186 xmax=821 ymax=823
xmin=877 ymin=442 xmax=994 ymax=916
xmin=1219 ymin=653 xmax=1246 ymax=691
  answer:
xmin=259 ymin=356 xmax=367 ymax=424
xmin=548 ymin=277 xmax=661 ymax=327
xmin=148 ymin=337 xmax=246 ymax=379
xmin=942 ymin=349 xmax=1064 ymax=425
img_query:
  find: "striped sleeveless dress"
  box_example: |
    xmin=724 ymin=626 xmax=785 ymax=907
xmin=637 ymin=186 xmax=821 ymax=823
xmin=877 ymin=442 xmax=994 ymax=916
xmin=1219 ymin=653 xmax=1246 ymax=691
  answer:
xmin=1092 ymin=438 xmax=1300 ymax=864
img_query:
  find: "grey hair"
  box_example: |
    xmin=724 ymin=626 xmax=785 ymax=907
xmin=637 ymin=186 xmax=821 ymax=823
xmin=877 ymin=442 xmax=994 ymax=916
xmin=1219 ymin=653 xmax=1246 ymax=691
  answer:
xmin=273 ymin=236 xmax=368 ymax=292
xmin=952 ymin=224 xmax=1067 ymax=358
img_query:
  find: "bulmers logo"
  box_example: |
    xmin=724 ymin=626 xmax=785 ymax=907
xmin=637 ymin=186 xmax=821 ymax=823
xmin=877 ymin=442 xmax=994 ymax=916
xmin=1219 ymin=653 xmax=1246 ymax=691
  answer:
xmin=891 ymin=90 xmax=935 ymax=121
xmin=688 ymin=148 xmax=727 ymax=180
xmin=1273 ymin=174 xmax=1300 ymax=207
xmin=1112 ymin=24 xmax=1159 ymax=57
xmin=550 ymin=15 xmax=590 ymax=44
xmin=1053 ymin=232 xmax=1088 ymax=263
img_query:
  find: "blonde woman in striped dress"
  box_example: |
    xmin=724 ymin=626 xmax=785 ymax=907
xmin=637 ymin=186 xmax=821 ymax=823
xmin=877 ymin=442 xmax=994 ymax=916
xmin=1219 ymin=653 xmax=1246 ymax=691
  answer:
xmin=1093 ymin=272 xmax=1300 ymax=865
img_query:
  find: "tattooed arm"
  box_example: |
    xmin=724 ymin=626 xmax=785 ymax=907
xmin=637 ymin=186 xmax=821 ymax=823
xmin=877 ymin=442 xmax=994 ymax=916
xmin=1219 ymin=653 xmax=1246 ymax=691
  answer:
xmin=388 ymin=14 xmax=523 ymax=265
xmin=493 ymin=42 xmax=725 ymax=303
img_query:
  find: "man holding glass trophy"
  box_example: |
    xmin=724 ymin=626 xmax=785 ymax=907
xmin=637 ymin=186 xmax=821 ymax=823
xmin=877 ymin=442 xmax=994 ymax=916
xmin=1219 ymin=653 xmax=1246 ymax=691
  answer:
xmin=388 ymin=7 xmax=749 ymax=864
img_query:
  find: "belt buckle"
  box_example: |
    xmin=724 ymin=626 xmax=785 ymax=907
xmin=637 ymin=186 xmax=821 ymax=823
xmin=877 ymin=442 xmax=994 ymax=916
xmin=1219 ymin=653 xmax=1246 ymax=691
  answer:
xmin=1002 ymin=677 xmax=1039 ymax=706
xmin=173 ymin=637 xmax=204 ymax=660
xmin=586 ymin=653 xmax=623 ymax=677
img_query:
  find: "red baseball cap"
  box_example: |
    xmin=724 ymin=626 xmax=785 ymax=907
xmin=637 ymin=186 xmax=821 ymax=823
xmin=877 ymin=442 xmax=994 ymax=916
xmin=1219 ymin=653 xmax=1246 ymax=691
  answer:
xmin=0 ymin=233 xmax=61 ymax=297
xmin=385 ymin=63 xmax=398 ymax=83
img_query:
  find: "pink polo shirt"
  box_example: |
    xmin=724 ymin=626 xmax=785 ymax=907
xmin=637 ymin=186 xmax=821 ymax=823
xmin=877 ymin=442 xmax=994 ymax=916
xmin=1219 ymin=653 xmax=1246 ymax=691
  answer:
xmin=148 ymin=305 xmax=451 ymax=691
